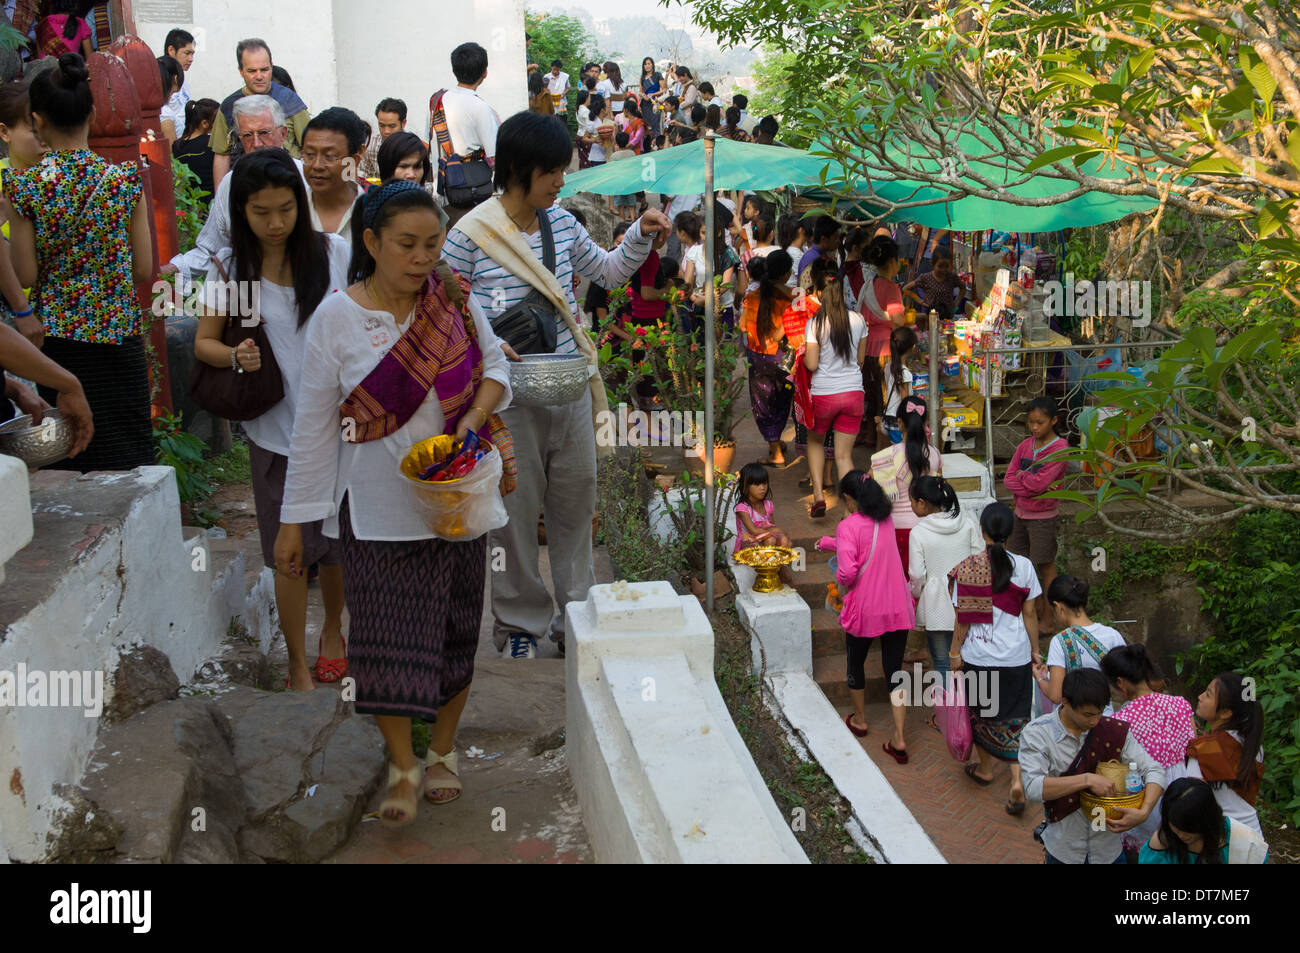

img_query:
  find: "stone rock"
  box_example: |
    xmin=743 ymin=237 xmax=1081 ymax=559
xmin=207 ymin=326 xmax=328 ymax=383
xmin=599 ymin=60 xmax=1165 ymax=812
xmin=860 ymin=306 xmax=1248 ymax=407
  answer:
xmin=103 ymin=644 xmax=181 ymax=723
xmin=73 ymin=698 xmax=236 ymax=863
xmin=457 ymin=658 xmax=567 ymax=749
xmin=227 ymin=687 xmax=340 ymax=821
xmin=174 ymin=815 xmax=241 ymax=864
xmin=193 ymin=639 xmax=275 ymax=691
xmin=44 ymin=786 xmax=126 ymax=863
xmin=281 ymin=784 xmax=357 ymax=863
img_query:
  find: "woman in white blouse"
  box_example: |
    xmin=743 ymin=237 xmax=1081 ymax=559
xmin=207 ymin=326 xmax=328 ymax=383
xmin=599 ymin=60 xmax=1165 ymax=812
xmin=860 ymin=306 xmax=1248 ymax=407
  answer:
xmin=193 ymin=149 xmax=349 ymax=694
xmin=274 ymin=180 xmax=512 ymax=826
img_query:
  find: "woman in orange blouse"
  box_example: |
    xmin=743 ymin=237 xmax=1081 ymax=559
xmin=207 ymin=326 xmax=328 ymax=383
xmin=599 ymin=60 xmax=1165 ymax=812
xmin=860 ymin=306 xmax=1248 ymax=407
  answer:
xmin=742 ymin=249 xmax=794 ymax=465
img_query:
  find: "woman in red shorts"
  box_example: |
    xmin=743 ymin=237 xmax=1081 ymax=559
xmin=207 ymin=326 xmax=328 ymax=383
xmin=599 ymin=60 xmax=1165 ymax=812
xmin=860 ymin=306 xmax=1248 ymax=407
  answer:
xmin=803 ymin=258 xmax=867 ymax=517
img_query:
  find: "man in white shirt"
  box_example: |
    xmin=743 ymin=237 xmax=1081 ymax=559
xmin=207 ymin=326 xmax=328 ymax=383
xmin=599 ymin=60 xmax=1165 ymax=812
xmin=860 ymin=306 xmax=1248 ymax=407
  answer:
xmin=301 ymin=107 xmax=369 ymax=236
xmin=161 ymin=28 xmax=195 ymax=137
xmin=431 ymin=41 xmax=500 ymax=226
xmin=1020 ymin=668 xmax=1164 ymax=864
xmin=544 ymin=60 xmax=569 ymax=116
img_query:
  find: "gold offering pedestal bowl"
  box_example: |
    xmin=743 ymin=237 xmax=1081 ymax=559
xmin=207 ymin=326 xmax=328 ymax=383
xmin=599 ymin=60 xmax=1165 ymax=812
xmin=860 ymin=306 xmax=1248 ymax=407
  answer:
xmin=733 ymin=546 xmax=798 ymax=593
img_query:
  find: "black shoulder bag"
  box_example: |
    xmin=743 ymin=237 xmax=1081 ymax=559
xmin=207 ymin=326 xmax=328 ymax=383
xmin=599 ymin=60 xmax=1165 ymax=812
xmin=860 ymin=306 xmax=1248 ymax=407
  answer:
xmin=488 ymin=210 xmax=560 ymax=355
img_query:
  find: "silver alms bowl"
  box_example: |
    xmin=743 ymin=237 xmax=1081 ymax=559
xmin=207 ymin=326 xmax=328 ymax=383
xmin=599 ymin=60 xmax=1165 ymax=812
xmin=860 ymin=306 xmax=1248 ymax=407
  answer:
xmin=0 ymin=409 xmax=74 ymax=468
xmin=508 ymin=353 xmax=589 ymax=407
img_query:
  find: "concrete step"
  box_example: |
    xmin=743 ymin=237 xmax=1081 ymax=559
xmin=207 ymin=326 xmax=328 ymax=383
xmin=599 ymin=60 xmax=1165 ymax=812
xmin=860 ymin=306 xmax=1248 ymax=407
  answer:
xmin=813 ymin=651 xmax=889 ymax=708
xmin=810 ymin=607 xmax=843 ymax=658
xmin=793 ymin=560 xmax=836 ymax=605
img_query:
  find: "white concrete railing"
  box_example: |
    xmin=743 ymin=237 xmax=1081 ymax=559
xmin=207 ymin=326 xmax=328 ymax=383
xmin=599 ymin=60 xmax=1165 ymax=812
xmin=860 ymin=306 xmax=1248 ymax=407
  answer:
xmin=0 ymin=455 xmax=33 ymax=585
xmin=737 ymin=588 xmax=946 ymax=864
xmin=566 ymin=581 xmax=807 ymax=864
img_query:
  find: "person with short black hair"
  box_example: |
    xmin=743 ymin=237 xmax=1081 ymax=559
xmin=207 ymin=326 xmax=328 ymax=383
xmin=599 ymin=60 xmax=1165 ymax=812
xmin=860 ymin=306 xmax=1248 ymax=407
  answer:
xmin=210 ymin=38 xmax=310 ymax=185
xmin=1019 ymin=667 xmax=1165 ymax=864
xmin=545 ymin=59 xmax=570 ymax=116
xmin=798 ymin=214 xmax=841 ymax=284
xmin=301 ymin=107 xmax=368 ymax=235
xmin=430 ymin=41 xmax=499 ymax=226
xmin=1036 ymin=575 xmax=1127 ymax=712
xmin=7 ymin=53 xmax=154 ymax=473
xmin=754 ymin=114 xmax=779 ymax=145
xmin=359 ymin=97 xmax=409 ymax=181
xmin=378 ymin=131 xmax=436 ymax=199
xmin=732 ymin=92 xmax=756 ymax=136
xmin=444 ymin=111 xmax=672 ymax=661
xmin=527 ymin=71 xmax=553 ymax=115
xmin=161 ymin=27 xmax=197 ymax=143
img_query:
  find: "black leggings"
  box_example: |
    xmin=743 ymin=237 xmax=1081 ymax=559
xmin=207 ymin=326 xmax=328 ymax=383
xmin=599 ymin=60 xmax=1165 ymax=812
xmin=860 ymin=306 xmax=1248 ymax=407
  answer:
xmin=845 ymin=629 xmax=908 ymax=691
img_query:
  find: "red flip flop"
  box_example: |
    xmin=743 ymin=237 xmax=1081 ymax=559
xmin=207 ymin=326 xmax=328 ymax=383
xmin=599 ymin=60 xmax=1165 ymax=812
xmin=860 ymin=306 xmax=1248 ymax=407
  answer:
xmin=883 ymin=741 xmax=909 ymax=764
xmin=844 ymin=713 xmax=869 ymax=738
xmin=314 ymin=636 xmax=348 ymax=683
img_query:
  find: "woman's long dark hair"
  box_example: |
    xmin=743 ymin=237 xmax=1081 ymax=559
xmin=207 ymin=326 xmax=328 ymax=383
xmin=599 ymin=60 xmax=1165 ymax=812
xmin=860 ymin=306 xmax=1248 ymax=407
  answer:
xmin=980 ymin=502 xmax=1016 ymax=593
xmin=753 ymin=249 xmax=793 ymax=343
xmin=378 ymin=131 xmax=432 ymax=184
xmin=888 ymin=325 xmax=916 ymax=401
xmin=1158 ymin=779 xmax=1226 ymax=864
xmin=810 ymin=257 xmax=852 ymax=364
xmin=899 ymin=397 xmax=930 ymax=482
xmin=52 ymin=0 xmax=82 ymax=39
xmin=157 ymin=55 xmax=183 ymax=99
xmin=228 ymin=149 xmax=330 ymax=328
xmin=348 ymin=186 xmax=440 ymax=284
xmin=642 ymin=56 xmax=656 ymax=77
xmin=1207 ymin=672 xmax=1265 ymax=788
xmin=705 ymin=103 xmax=722 ymax=130
xmin=603 ymin=61 xmax=623 ymax=90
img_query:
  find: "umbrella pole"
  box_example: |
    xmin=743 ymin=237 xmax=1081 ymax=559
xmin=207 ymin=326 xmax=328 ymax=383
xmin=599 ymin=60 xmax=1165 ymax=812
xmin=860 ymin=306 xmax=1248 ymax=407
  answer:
xmin=704 ymin=133 xmax=716 ymax=613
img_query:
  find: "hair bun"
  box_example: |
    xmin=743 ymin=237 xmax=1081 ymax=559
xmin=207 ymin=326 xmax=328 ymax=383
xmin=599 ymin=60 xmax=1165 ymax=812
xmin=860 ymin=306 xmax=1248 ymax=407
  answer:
xmin=57 ymin=53 xmax=90 ymax=85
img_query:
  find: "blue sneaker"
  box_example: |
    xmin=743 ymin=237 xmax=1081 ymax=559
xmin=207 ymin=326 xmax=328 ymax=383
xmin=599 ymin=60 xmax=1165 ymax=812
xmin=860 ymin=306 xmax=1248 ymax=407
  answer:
xmin=506 ymin=633 xmax=538 ymax=659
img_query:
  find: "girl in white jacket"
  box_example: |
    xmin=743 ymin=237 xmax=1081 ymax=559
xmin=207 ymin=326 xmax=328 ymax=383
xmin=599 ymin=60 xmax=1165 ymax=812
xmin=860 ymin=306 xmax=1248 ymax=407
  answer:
xmin=908 ymin=476 xmax=982 ymax=704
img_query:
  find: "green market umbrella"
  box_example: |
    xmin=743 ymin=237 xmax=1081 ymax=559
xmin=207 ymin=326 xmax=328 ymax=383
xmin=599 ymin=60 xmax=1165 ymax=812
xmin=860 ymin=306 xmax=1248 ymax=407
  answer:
xmin=559 ymin=136 xmax=840 ymax=197
xmin=801 ymin=123 xmax=1158 ymax=231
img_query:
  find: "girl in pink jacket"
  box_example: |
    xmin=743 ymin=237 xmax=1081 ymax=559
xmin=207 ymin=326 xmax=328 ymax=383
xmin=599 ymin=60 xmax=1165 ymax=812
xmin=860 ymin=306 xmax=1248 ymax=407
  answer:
xmin=1003 ymin=396 xmax=1068 ymax=632
xmin=818 ymin=470 xmax=915 ymax=761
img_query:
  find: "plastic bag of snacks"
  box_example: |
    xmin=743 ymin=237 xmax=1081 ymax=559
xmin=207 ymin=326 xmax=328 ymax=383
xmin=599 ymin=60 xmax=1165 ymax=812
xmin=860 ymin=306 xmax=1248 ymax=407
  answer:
xmin=399 ymin=431 xmax=507 ymax=541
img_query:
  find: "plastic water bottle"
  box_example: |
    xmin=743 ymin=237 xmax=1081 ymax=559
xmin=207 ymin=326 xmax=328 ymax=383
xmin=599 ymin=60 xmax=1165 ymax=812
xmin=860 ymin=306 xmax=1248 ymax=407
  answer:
xmin=1125 ymin=762 xmax=1143 ymax=795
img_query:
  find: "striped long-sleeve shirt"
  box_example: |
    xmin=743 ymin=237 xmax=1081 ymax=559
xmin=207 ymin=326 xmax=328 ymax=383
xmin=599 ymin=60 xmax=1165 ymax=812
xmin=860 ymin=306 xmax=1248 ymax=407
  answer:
xmin=443 ymin=208 xmax=653 ymax=356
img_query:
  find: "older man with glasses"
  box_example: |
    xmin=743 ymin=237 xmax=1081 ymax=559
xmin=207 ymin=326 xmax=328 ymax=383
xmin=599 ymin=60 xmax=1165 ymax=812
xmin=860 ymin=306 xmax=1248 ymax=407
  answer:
xmin=162 ymin=95 xmax=308 ymax=282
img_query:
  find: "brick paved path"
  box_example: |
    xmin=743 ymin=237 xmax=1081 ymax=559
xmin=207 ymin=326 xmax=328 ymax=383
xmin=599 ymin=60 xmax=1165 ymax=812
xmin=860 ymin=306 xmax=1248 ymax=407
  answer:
xmin=731 ymin=420 xmax=1044 ymax=864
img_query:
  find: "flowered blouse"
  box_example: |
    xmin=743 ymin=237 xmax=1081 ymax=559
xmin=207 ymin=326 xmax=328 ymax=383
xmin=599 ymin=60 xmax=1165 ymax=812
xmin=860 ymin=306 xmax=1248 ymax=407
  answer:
xmin=735 ymin=498 xmax=775 ymax=554
xmin=1114 ymin=692 xmax=1197 ymax=768
xmin=9 ymin=150 xmax=144 ymax=344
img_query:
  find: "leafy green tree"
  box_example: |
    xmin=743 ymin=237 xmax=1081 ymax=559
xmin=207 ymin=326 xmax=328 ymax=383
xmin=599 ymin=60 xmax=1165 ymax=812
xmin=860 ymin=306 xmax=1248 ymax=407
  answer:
xmin=676 ymin=0 xmax=1300 ymax=327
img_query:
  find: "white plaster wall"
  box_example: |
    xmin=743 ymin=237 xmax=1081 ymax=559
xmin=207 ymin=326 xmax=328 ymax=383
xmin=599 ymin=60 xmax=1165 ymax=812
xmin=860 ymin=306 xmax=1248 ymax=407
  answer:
xmin=0 ymin=455 xmax=33 ymax=585
xmin=133 ymin=0 xmax=528 ymax=139
xmin=134 ymin=1 xmax=340 ymax=116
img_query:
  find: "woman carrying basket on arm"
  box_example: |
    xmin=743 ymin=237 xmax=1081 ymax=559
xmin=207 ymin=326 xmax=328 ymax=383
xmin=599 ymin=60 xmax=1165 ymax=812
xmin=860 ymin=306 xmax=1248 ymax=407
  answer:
xmin=274 ymin=181 xmax=513 ymax=827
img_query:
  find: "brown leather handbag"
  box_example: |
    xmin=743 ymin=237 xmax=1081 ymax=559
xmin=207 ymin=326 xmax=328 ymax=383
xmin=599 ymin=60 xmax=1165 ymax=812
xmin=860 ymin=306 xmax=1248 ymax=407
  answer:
xmin=187 ymin=256 xmax=285 ymax=421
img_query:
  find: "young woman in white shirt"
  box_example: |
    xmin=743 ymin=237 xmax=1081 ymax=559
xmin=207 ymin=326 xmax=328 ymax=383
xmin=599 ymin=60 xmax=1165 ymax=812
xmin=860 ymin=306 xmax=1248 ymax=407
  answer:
xmin=950 ymin=502 xmax=1042 ymax=815
xmin=596 ymin=61 xmax=627 ymax=115
xmin=193 ymin=149 xmax=350 ymax=694
xmin=274 ymin=181 xmax=512 ymax=825
xmin=803 ymin=259 xmax=868 ymax=517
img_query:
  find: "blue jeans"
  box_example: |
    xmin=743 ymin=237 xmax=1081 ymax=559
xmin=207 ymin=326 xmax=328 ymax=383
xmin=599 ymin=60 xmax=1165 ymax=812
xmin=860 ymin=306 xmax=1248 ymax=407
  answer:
xmin=927 ymin=630 xmax=954 ymax=680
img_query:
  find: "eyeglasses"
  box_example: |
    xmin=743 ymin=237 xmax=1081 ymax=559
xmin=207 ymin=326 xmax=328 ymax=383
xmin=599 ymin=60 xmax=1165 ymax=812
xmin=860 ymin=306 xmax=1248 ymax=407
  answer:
xmin=239 ymin=128 xmax=280 ymax=143
xmin=300 ymin=152 xmax=346 ymax=166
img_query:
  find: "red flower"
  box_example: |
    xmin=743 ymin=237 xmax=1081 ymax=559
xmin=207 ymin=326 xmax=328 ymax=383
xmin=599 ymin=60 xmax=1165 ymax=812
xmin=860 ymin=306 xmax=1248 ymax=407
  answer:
xmin=634 ymin=326 xmax=648 ymax=337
